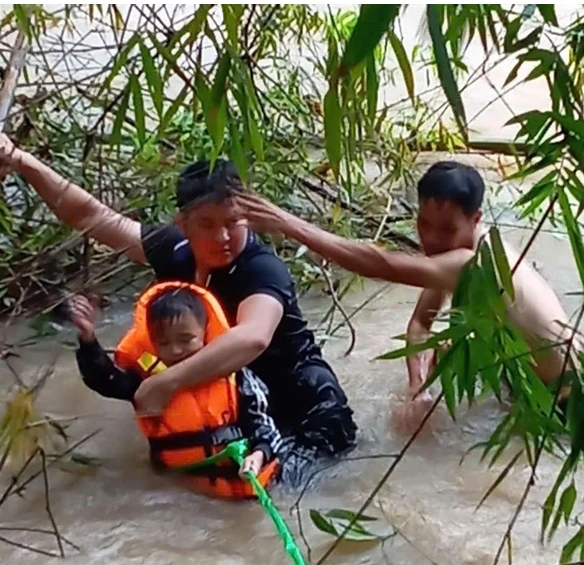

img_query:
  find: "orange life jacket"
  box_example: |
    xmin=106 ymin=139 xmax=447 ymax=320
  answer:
xmin=114 ymin=281 xmax=279 ymax=499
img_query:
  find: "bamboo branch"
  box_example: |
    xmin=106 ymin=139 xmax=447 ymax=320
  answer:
xmin=0 ymin=31 xmax=28 ymax=132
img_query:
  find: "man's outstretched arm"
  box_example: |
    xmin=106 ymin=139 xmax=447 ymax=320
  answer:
xmin=286 ymin=216 xmax=472 ymax=292
xmin=0 ymin=134 xmax=145 ymax=263
xmin=238 ymin=192 xmax=474 ymax=293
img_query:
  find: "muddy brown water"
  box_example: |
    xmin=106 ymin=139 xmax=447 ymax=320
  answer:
xmin=0 ymin=217 xmax=581 ymax=565
xmin=1 ymin=4 xmax=583 ymax=564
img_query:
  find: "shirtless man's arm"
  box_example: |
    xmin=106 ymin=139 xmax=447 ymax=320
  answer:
xmin=0 ymin=134 xmax=145 ymax=262
xmin=407 ymin=289 xmax=447 ymax=394
xmin=238 ymin=191 xmax=475 ymax=292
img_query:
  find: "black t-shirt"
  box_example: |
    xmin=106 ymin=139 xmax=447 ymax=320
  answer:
xmin=140 ymin=224 xmax=330 ymax=397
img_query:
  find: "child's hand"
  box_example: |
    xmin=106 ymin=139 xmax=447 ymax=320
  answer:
xmin=239 ymin=450 xmax=265 ymax=478
xmin=69 ymin=295 xmax=96 ymax=342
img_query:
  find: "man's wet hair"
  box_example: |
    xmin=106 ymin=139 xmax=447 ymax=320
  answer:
xmin=147 ymin=288 xmax=207 ymax=333
xmin=417 ymin=161 xmax=485 ymax=215
xmin=176 ymin=159 xmax=243 ymax=212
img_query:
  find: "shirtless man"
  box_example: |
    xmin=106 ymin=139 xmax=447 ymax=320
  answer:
xmin=237 ymin=161 xmax=579 ymax=422
xmin=0 ymin=133 xmax=357 ymax=467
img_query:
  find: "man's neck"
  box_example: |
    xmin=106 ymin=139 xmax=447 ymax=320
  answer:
xmin=472 ymin=223 xmax=488 ymax=250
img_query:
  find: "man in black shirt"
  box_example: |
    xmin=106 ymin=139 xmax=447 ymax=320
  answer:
xmin=0 ymin=134 xmax=357 ymax=458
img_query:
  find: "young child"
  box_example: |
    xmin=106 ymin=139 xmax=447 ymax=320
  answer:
xmin=69 ymin=282 xmax=283 ymax=497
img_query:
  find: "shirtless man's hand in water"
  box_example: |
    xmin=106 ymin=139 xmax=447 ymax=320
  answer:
xmin=237 ymin=161 xmax=580 ymax=430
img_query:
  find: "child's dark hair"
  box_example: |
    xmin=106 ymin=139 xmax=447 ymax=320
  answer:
xmin=147 ymin=288 xmax=207 ymax=332
xmin=417 ymin=161 xmax=485 ymax=215
xmin=176 ymin=159 xmax=243 ymax=212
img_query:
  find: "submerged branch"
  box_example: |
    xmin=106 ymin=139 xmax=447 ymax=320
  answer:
xmin=316 ymin=392 xmax=444 ymax=564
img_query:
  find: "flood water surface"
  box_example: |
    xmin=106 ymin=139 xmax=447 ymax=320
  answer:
xmin=0 ymin=218 xmax=580 ymax=565
xmin=1 ymin=4 xmax=583 ymax=561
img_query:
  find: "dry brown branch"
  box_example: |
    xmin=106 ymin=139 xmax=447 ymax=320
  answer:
xmin=317 ymin=259 xmax=356 ymax=356
xmin=0 ymin=527 xmax=79 ymax=551
xmin=40 ymin=449 xmax=64 ymax=557
xmin=0 ymin=533 xmax=61 ymax=559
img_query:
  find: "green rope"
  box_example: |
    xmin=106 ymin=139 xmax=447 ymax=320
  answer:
xmin=167 ymin=439 xmax=307 ymax=565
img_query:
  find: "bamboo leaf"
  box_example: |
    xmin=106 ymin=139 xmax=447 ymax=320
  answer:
xmin=13 ymin=5 xmax=31 ymax=40
xmin=426 ymin=4 xmax=467 ymax=139
xmin=476 ymin=11 xmax=489 ymax=52
xmin=560 ymin=527 xmax=584 ymax=565
xmin=541 ymin=457 xmax=572 ymax=540
xmin=310 ymin=508 xmax=393 ymax=542
xmin=325 ymin=509 xmax=378 ymax=522
xmin=111 ymin=86 xmax=130 ymax=145
xmin=338 ymin=5 xmax=400 ymax=78
xmin=451 ymin=259 xmax=476 ymax=309
xmin=506 ymin=26 xmax=542 ymax=55
xmin=566 ymin=378 xmax=584 ymax=458
xmin=558 ymin=189 xmax=584 ymax=288
xmin=100 ymin=35 xmax=139 ymax=97
xmin=196 ymin=70 xmax=225 ymax=148
xmin=475 ymin=340 xmax=503 ymax=400
xmin=139 ymin=39 xmax=163 ymax=117
xmin=247 ymin=112 xmax=264 ymax=161
xmin=376 ymin=325 xmax=467 ymax=361
xmin=388 ymin=29 xmax=414 ymax=102
xmin=110 ymin=4 xmax=124 ymax=30
xmin=516 ymin=170 xmax=555 ymax=203
xmin=211 ymin=53 xmax=232 ymax=110
xmin=324 ymin=86 xmax=342 ymax=178
xmin=70 ymin=452 xmax=102 ymax=467
xmin=130 ymin=74 xmax=145 ymax=145
xmin=160 ymin=84 xmax=188 ymax=132
xmin=195 ymin=71 xmax=211 ymax=111
xmin=310 ymin=509 xmax=338 ymax=536
xmin=537 ymin=5 xmax=558 ymax=26
xmin=562 ymin=482 xmax=577 ymax=526
xmin=222 ymin=5 xmax=243 ymax=47
xmin=229 ymin=118 xmax=248 ymax=184
xmin=169 ymin=5 xmax=211 ymax=50
xmin=504 ymin=59 xmax=524 ymax=87
xmin=461 ymin=339 xmax=475 ymax=404
xmin=476 ymin=450 xmax=523 ymax=510
xmin=479 ymin=242 xmax=506 ymax=317
xmin=210 ymin=103 xmax=227 ymax=153
xmin=434 ymin=340 xmax=462 ymax=419
xmin=489 ymin=227 xmax=515 ymax=301
xmin=440 ymin=365 xmax=457 ymax=419
xmin=365 ymin=53 xmax=378 ymax=124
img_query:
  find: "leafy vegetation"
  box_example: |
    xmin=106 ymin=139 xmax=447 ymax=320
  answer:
xmin=0 ymin=4 xmax=459 ymax=316
xmin=1 ymin=3 xmax=584 ymax=564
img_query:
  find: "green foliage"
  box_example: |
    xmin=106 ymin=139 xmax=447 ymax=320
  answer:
xmin=309 ymin=508 xmax=395 ymax=542
xmin=5 ymin=6 xmax=584 ymax=561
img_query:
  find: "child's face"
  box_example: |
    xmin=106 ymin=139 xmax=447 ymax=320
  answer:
xmin=150 ymin=313 xmax=205 ymax=367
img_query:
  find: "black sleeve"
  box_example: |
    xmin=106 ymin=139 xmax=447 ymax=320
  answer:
xmin=76 ymin=338 xmax=142 ymax=402
xmin=236 ymin=250 xmax=296 ymax=308
xmin=236 ymin=368 xmax=283 ymax=462
xmin=140 ymin=224 xmax=196 ymax=282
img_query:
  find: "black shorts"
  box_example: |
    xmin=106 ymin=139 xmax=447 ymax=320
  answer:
xmin=290 ymin=361 xmax=357 ymax=455
xmin=266 ymin=359 xmax=357 ymax=457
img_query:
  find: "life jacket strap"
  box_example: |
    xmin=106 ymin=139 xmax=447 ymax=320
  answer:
xmin=147 ymin=423 xmax=243 ymax=454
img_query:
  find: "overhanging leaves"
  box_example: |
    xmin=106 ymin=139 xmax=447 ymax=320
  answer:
xmin=426 ymin=4 xmax=467 ymax=140
xmin=338 ymin=5 xmax=400 ymax=79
